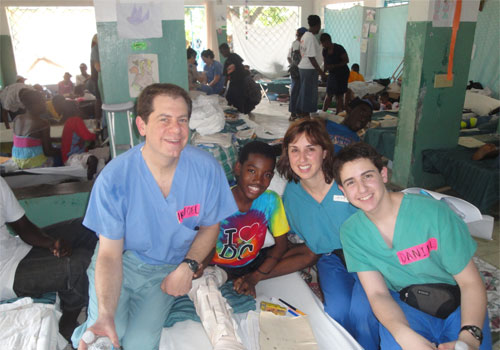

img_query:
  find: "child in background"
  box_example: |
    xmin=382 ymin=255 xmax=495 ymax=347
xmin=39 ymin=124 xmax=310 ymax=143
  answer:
xmin=207 ymin=141 xmax=289 ymax=297
xmin=379 ymin=91 xmax=393 ymax=110
xmin=348 ymin=64 xmax=365 ymax=83
xmin=333 ymin=142 xmax=492 ymax=350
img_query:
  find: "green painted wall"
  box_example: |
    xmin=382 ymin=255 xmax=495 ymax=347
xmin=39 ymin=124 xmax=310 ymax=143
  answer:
xmin=97 ymin=20 xmax=188 ymax=156
xmin=19 ymin=192 xmax=90 ymax=228
xmin=0 ymin=34 xmax=17 ymax=89
xmin=393 ymin=21 xmax=477 ymax=188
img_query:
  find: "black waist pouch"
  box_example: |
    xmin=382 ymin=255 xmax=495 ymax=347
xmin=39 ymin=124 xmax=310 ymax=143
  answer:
xmin=399 ymin=283 xmax=461 ymax=319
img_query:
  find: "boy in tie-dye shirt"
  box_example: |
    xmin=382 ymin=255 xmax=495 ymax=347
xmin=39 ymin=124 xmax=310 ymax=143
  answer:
xmin=209 ymin=141 xmax=289 ymax=297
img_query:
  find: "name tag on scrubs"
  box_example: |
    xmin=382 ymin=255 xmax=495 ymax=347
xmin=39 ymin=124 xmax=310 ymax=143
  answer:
xmin=333 ymin=195 xmax=348 ymax=202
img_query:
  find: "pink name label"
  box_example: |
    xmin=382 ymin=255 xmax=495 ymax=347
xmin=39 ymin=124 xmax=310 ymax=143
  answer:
xmin=397 ymin=238 xmax=438 ymax=265
xmin=177 ymin=204 xmax=200 ymax=223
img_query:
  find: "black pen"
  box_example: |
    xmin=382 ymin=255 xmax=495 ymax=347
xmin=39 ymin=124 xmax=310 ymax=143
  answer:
xmin=278 ymin=298 xmax=306 ymax=316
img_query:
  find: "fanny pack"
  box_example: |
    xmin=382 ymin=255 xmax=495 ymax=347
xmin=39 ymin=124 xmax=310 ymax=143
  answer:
xmin=399 ymin=283 xmax=461 ymax=319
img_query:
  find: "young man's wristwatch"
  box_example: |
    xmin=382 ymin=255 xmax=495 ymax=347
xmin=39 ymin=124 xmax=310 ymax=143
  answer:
xmin=459 ymin=325 xmax=483 ymax=344
xmin=181 ymin=258 xmax=199 ymax=274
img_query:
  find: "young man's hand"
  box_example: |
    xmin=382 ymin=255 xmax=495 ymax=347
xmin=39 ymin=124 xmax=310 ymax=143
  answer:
xmin=78 ymin=315 xmax=120 ymax=350
xmin=50 ymin=239 xmax=72 ymax=257
xmin=397 ymin=328 xmax=437 ymax=350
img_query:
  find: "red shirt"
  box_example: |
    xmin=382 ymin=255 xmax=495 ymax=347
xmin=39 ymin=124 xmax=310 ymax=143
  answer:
xmin=61 ymin=117 xmax=96 ymax=163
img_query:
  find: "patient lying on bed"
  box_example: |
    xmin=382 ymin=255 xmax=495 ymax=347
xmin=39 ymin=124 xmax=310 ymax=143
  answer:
xmin=201 ymin=141 xmax=289 ymax=297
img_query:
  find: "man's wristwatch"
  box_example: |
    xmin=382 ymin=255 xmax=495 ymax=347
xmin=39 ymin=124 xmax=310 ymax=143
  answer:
xmin=181 ymin=258 xmax=199 ymax=274
xmin=459 ymin=325 xmax=483 ymax=344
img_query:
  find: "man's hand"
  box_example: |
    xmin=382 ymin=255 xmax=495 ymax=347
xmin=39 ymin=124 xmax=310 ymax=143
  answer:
xmin=78 ymin=316 xmax=120 ymax=350
xmin=439 ymin=340 xmax=479 ymax=350
xmin=50 ymin=239 xmax=72 ymax=257
xmin=161 ymin=263 xmax=194 ymax=296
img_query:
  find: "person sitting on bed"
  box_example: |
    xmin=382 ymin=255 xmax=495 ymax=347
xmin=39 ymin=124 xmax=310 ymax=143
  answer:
xmin=348 ymin=63 xmax=365 ymax=83
xmin=204 ymin=141 xmax=289 ymax=297
xmin=272 ymin=118 xmax=379 ymax=350
xmin=71 ymin=83 xmax=236 ymax=350
xmin=12 ymin=89 xmax=62 ymax=169
xmin=56 ymin=98 xmax=101 ymax=180
xmin=379 ymin=91 xmax=392 ymax=110
xmin=326 ymin=98 xmax=373 ymax=153
xmin=0 ymin=176 xmax=98 ymax=342
xmin=333 ymin=142 xmax=492 ymax=350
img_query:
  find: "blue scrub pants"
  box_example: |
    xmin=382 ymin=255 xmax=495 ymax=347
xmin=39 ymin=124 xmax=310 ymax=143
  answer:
xmin=380 ymin=290 xmax=492 ymax=349
xmin=72 ymin=245 xmax=177 ymax=350
xmin=317 ymin=253 xmax=380 ymax=350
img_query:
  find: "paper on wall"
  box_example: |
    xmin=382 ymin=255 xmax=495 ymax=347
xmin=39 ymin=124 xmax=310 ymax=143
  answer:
xmin=128 ymin=54 xmax=159 ymax=97
xmin=369 ymin=24 xmax=378 ymax=33
xmin=117 ymin=1 xmax=163 ymax=38
xmin=362 ymin=23 xmax=370 ymax=38
xmin=259 ymin=311 xmax=318 ymax=350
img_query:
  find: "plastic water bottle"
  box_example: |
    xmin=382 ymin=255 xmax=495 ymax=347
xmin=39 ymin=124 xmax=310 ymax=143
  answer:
xmin=454 ymin=340 xmax=469 ymax=350
xmin=82 ymin=330 xmax=114 ymax=350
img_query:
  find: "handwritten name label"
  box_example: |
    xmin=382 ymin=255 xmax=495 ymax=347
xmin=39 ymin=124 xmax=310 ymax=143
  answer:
xmin=177 ymin=204 xmax=200 ymax=223
xmin=397 ymin=238 xmax=438 ymax=265
xmin=333 ymin=195 xmax=349 ymax=202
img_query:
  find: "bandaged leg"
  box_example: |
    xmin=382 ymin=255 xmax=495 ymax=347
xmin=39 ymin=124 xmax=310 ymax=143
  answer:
xmin=188 ymin=266 xmax=246 ymax=350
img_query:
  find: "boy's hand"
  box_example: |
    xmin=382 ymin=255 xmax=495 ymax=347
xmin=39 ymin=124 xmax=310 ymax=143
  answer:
xmin=233 ymin=274 xmax=258 ymax=298
xmin=397 ymin=329 xmax=437 ymax=350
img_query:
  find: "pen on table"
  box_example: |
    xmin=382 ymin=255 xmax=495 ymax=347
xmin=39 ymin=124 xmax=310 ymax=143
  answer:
xmin=278 ymin=298 xmax=306 ymax=316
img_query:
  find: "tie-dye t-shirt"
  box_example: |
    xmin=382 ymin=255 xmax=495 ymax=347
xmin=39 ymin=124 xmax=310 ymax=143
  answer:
xmin=212 ymin=190 xmax=289 ymax=268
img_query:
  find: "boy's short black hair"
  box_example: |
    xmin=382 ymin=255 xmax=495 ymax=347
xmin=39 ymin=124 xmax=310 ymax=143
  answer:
xmin=238 ymin=141 xmax=276 ymax=167
xmin=332 ymin=142 xmax=384 ymax=185
xmin=351 ymin=63 xmax=360 ymax=72
xmin=308 ymin=15 xmax=321 ymax=27
xmin=319 ymin=33 xmax=332 ymax=43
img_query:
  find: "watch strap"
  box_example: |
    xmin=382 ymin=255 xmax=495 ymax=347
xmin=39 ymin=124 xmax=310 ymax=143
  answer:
xmin=181 ymin=258 xmax=199 ymax=273
xmin=459 ymin=325 xmax=483 ymax=344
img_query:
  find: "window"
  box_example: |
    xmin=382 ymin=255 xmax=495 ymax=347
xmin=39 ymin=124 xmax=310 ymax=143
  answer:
xmin=6 ymin=6 xmax=97 ymax=85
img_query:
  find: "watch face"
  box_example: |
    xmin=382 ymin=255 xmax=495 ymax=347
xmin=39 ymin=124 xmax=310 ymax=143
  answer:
xmin=184 ymin=259 xmax=198 ymax=272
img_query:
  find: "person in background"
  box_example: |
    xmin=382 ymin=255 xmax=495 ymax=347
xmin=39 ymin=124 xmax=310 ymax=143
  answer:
xmin=12 ymin=89 xmax=61 ymax=168
xmin=187 ymin=47 xmax=206 ymax=91
xmin=206 ymin=141 xmax=289 ymax=297
xmin=348 ymin=64 xmax=365 ymax=83
xmin=89 ymin=34 xmax=102 ymax=120
xmin=72 ymin=83 xmax=237 ymax=350
xmin=76 ymin=63 xmax=91 ymax=87
xmin=320 ymin=33 xmax=349 ymax=114
xmin=296 ymin=15 xmax=326 ymax=117
xmin=58 ymin=72 xmax=75 ymax=97
xmin=288 ymin=27 xmax=307 ymax=121
xmin=379 ymin=91 xmax=392 ymax=110
xmin=0 ymin=176 xmax=98 ymax=341
xmin=275 ymin=118 xmax=379 ymax=350
xmin=0 ymin=76 xmax=31 ymax=129
xmin=200 ymin=49 xmax=225 ymax=95
xmin=326 ymin=98 xmax=373 ymax=153
xmin=219 ymin=43 xmax=261 ymax=114
xmin=334 ymin=142 xmax=492 ymax=350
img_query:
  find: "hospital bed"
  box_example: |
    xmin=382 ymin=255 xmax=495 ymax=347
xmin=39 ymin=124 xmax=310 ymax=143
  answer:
xmin=160 ymin=271 xmax=362 ymax=350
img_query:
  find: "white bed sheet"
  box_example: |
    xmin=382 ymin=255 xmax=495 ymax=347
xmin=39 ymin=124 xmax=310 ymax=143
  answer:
xmin=160 ymin=272 xmax=361 ymax=350
xmin=0 ymin=297 xmax=67 ymax=350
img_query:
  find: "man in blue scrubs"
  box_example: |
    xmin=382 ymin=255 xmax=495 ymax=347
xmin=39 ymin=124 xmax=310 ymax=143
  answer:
xmin=72 ymin=83 xmax=237 ymax=350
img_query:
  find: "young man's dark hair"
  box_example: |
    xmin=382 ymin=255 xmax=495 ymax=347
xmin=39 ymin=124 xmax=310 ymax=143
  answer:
xmin=201 ymin=49 xmax=215 ymax=59
xmin=319 ymin=33 xmax=332 ymax=44
xmin=187 ymin=47 xmax=197 ymax=60
xmin=332 ymin=142 xmax=384 ymax=184
xmin=238 ymin=140 xmax=276 ymax=165
xmin=136 ymin=83 xmax=192 ymax=123
xmin=307 ymin=14 xmax=321 ymax=27
xmin=219 ymin=43 xmax=229 ymax=51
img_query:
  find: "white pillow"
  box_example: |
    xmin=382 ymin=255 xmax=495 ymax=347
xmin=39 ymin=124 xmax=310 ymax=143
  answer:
xmin=464 ymin=91 xmax=500 ymax=116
